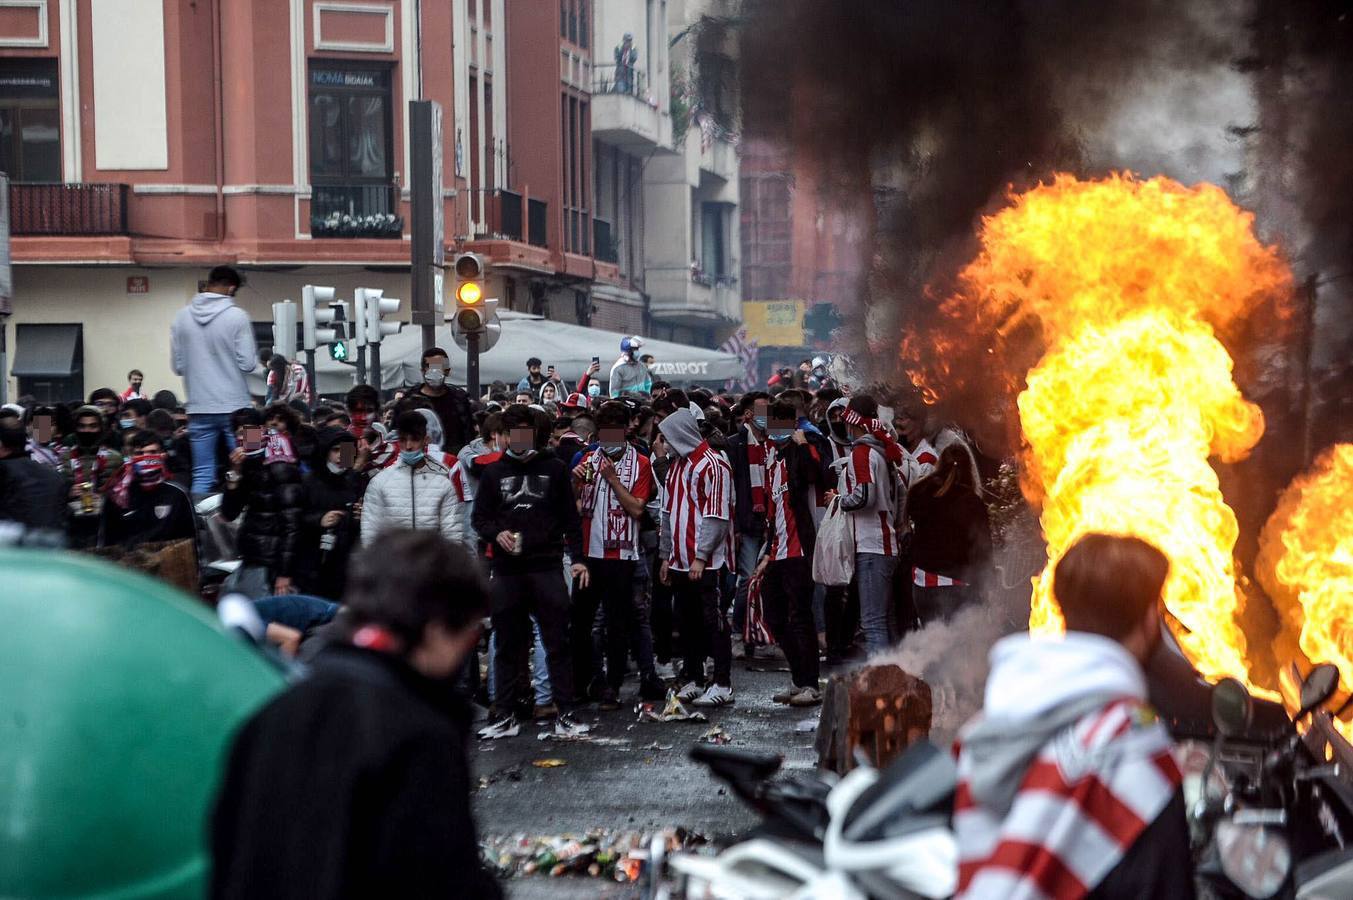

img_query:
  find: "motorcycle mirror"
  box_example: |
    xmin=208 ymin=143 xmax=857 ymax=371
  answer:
xmin=1211 ymin=677 xmax=1253 ymax=737
xmin=1298 ymin=663 xmax=1341 ymax=719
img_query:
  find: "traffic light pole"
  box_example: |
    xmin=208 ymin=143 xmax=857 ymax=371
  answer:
xmin=355 ymin=345 xmax=367 ymax=386
xmin=466 ymin=331 xmax=480 ymax=399
xmin=370 ymin=342 xmax=383 ymax=394
xmin=304 ymin=349 xmax=317 ymax=402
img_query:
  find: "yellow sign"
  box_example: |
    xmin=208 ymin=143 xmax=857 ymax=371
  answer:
xmin=742 ymin=300 xmax=806 ymax=347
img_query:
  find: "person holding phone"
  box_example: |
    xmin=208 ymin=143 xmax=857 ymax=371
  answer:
xmin=298 ymin=426 xmax=365 ymax=601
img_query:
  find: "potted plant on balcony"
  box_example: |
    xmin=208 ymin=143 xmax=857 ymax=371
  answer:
xmin=310 ymin=211 xmax=404 ymax=239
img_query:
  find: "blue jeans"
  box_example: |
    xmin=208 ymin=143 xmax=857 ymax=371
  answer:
xmin=254 ymin=594 xmax=340 ymax=632
xmin=732 ymin=533 xmax=762 ymax=635
xmin=188 ymin=412 xmax=236 ymax=494
xmin=856 ymin=553 xmax=899 ymax=655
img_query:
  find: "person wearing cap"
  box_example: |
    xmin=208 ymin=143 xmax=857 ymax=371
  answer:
xmin=609 ymin=336 xmax=652 ymax=398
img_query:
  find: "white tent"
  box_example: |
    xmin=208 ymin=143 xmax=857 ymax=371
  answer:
xmin=251 ymin=310 xmax=743 ymax=396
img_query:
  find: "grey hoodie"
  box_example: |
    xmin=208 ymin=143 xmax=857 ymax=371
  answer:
xmin=170 ymin=293 xmax=258 ymax=414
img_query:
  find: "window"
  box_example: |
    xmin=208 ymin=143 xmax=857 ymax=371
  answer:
xmin=701 ymin=202 xmax=727 ymax=278
xmin=13 ymin=323 xmax=82 ymax=404
xmin=308 ymin=66 xmax=394 ymax=183
xmin=0 ymin=59 xmax=61 ymax=183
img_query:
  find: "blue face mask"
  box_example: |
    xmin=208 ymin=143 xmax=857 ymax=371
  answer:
xmin=769 ymin=429 xmax=794 ymax=445
xmin=399 ymin=449 xmax=425 ymax=466
xmin=752 ymin=415 xmax=768 ymax=432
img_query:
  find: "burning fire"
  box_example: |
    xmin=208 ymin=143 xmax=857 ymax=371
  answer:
xmin=940 ymin=173 xmax=1291 ymax=690
xmin=1257 ymin=445 xmax=1353 ymax=739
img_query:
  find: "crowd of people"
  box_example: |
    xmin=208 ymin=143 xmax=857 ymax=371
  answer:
xmin=0 ymin=267 xmax=998 ymax=729
xmin=0 ymin=265 xmax=1206 ymax=898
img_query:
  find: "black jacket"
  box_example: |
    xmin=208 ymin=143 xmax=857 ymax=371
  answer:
xmin=211 ymin=645 xmax=502 ymax=900
xmin=472 ymin=452 xmax=582 ymax=573
xmin=298 ymin=463 xmax=364 ymax=601
xmin=99 ymin=480 xmax=196 ymax=549
xmin=906 ymin=479 xmax=992 ymax=584
xmin=0 ymin=455 xmax=68 ymax=531
xmin=221 ymin=457 xmax=304 ymax=577
xmin=767 ymin=439 xmax=822 ymax=556
xmin=725 ymin=426 xmax=766 ymax=540
xmin=414 ymin=385 xmax=475 ymax=454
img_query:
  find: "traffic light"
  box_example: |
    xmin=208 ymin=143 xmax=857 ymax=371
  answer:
xmin=357 ymin=287 xmax=402 ymax=344
xmin=328 ymin=300 xmax=351 ymax=360
xmin=452 ymin=252 xmax=500 ymax=333
xmin=301 ymin=284 xmax=337 ymax=351
xmin=271 ymin=300 xmax=297 ymax=357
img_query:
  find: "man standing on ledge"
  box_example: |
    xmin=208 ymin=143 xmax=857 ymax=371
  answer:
xmin=170 ymin=265 xmax=257 ymax=495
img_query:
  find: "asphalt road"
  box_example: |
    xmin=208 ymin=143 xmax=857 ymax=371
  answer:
xmin=472 ymin=647 xmax=824 ymax=899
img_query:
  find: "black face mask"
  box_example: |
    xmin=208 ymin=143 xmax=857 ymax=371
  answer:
xmin=75 ymin=430 xmax=100 ymax=449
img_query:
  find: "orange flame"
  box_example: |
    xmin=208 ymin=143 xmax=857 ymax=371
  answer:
xmin=946 ymin=173 xmax=1291 ymax=691
xmin=1257 ymin=445 xmax=1353 ymax=740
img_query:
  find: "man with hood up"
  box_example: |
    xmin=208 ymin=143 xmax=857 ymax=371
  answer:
xmin=170 ymin=266 xmax=258 ymax=494
xmin=953 ymin=533 xmax=1192 ymax=898
xmin=658 ymin=407 xmax=736 ymax=707
xmin=298 ymin=426 xmax=365 ymax=601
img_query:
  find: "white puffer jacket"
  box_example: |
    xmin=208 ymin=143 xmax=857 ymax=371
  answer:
xmin=360 ymin=456 xmax=466 ymax=545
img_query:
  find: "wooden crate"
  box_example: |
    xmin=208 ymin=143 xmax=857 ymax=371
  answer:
xmin=89 ymin=538 xmax=199 ymax=596
xmin=815 ymin=664 xmax=932 ymax=774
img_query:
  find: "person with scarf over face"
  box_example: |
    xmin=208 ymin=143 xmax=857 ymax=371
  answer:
xmin=658 ymin=408 xmax=736 ymax=707
xmin=99 ymin=429 xmax=195 ymax=549
xmin=835 ymin=395 xmax=904 ymax=655
xmin=954 ymin=533 xmax=1193 ymax=900
xmin=220 ymin=406 xmax=304 ymax=599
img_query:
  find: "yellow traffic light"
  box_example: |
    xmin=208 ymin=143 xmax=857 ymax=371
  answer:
xmin=456 ymin=281 xmax=483 ymax=305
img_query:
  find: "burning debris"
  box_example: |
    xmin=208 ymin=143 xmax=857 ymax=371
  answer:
xmin=1257 ymin=443 xmax=1353 ymax=740
xmin=905 ymin=173 xmax=1294 ymax=698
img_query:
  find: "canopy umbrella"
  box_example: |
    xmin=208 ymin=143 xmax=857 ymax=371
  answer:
xmin=252 ymin=311 xmax=743 ymax=396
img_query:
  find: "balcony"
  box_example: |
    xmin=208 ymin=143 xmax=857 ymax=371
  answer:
xmin=698 ymin=132 xmax=737 ymax=183
xmin=593 ymin=218 xmax=617 ymax=263
xmin=646 ymin=266 xmax=741 ymax=326
xmin=482 ymin=189 xmax=548 ymax=248
xmin=309 ymin=183 xmax=402 ymax=238
xmin=9 ymin=183 xmax=129 ymax=236
xmin=592 ymin=64 xmax=670 ymax=150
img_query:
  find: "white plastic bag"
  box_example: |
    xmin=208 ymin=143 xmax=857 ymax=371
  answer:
xmin=812 ymin=495 xmax=855 ymax=586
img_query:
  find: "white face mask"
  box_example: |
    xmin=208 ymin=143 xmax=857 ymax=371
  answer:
xmin=424 ymin=368 xmax=447 ymax=387
xmin=326 ymin=460 xmax=348 ymax=475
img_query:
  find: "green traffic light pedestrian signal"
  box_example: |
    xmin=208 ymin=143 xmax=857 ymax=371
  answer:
xmin=329 ymin=341 xmax=348 ymax=361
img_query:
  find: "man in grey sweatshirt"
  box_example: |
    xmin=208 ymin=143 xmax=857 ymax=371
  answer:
xmin=170 ymin=266 xmax=257 ymax=494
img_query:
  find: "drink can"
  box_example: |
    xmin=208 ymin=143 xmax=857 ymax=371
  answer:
xmin=509 ymin=532 xmax=524 ymax=555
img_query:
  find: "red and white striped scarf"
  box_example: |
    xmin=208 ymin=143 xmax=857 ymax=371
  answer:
xmin=913 ymin=567 xmax=964 ymax=587
xmin=954 ymin=636 xmax=1182 ymax=899
xmin=745 ymin=425 xmax=768 ymax=513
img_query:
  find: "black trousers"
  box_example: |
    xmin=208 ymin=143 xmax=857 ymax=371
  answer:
xmin=824 ymin=582 xmax=858 ymax=657
xmin=572 ymin=558 xmax=637 ymax=691
xmin=672 ymin=567 xmax=731 ymax=687
xmin=760 ymin=555 xmax=820 ymax=689
xmin=490 ymin=568 xmax=575 ymax=719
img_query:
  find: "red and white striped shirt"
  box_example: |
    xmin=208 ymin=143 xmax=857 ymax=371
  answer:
xmin=837 ymin=441 xmax=900 ymax=556
xmin=664 ymin=440 xmax=734 ymax=572
xmin=580 ymin=445 xmax=655 ymax=561
xmin=449 ymin=457 xmax=472 ymax=503
xmin=899 ymin=438 xmax=939 ymax=488
xmin=954 ymin=698 xmax=1182 ymax=899
xmin=765 ymin=444 xmax=818 ymax=561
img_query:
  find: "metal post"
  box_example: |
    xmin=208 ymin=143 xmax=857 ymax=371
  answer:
xmin=409 ymin=100 xmax=444 ymax=351
xmin=370 ymin=342 xmax=383 ymax=394
xmin=305 ymin=348 xmax=318 ymax=402
xmin=466 ymin=330 xmax=480 ymax=399
xmin=355 ymin=344 xmax=367 ymax=386
xmin=0 ymin=315 xmax=8 ymax=406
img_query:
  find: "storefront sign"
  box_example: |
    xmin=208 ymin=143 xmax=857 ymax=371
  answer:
xmin=742 ymin=299 xmax=806 ymax=347
xmin=126 ymin=277 xmax=149 ymax=295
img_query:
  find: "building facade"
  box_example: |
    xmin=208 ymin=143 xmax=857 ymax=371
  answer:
xmin=0 ymin=0 xmax=740 ymax=402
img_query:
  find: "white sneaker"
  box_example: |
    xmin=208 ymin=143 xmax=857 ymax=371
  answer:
xmin=692 ymin=684 xmax=734 ymax=707
xmin=477 ymin=714 xmax=520 ymax=740
xmin=553 ymin=712 xmax=592 ymax=737
xmin=655 ymin=661 xmax=677 ymax=681
xmin=675 ymin=681 xmax=703 ymax=702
